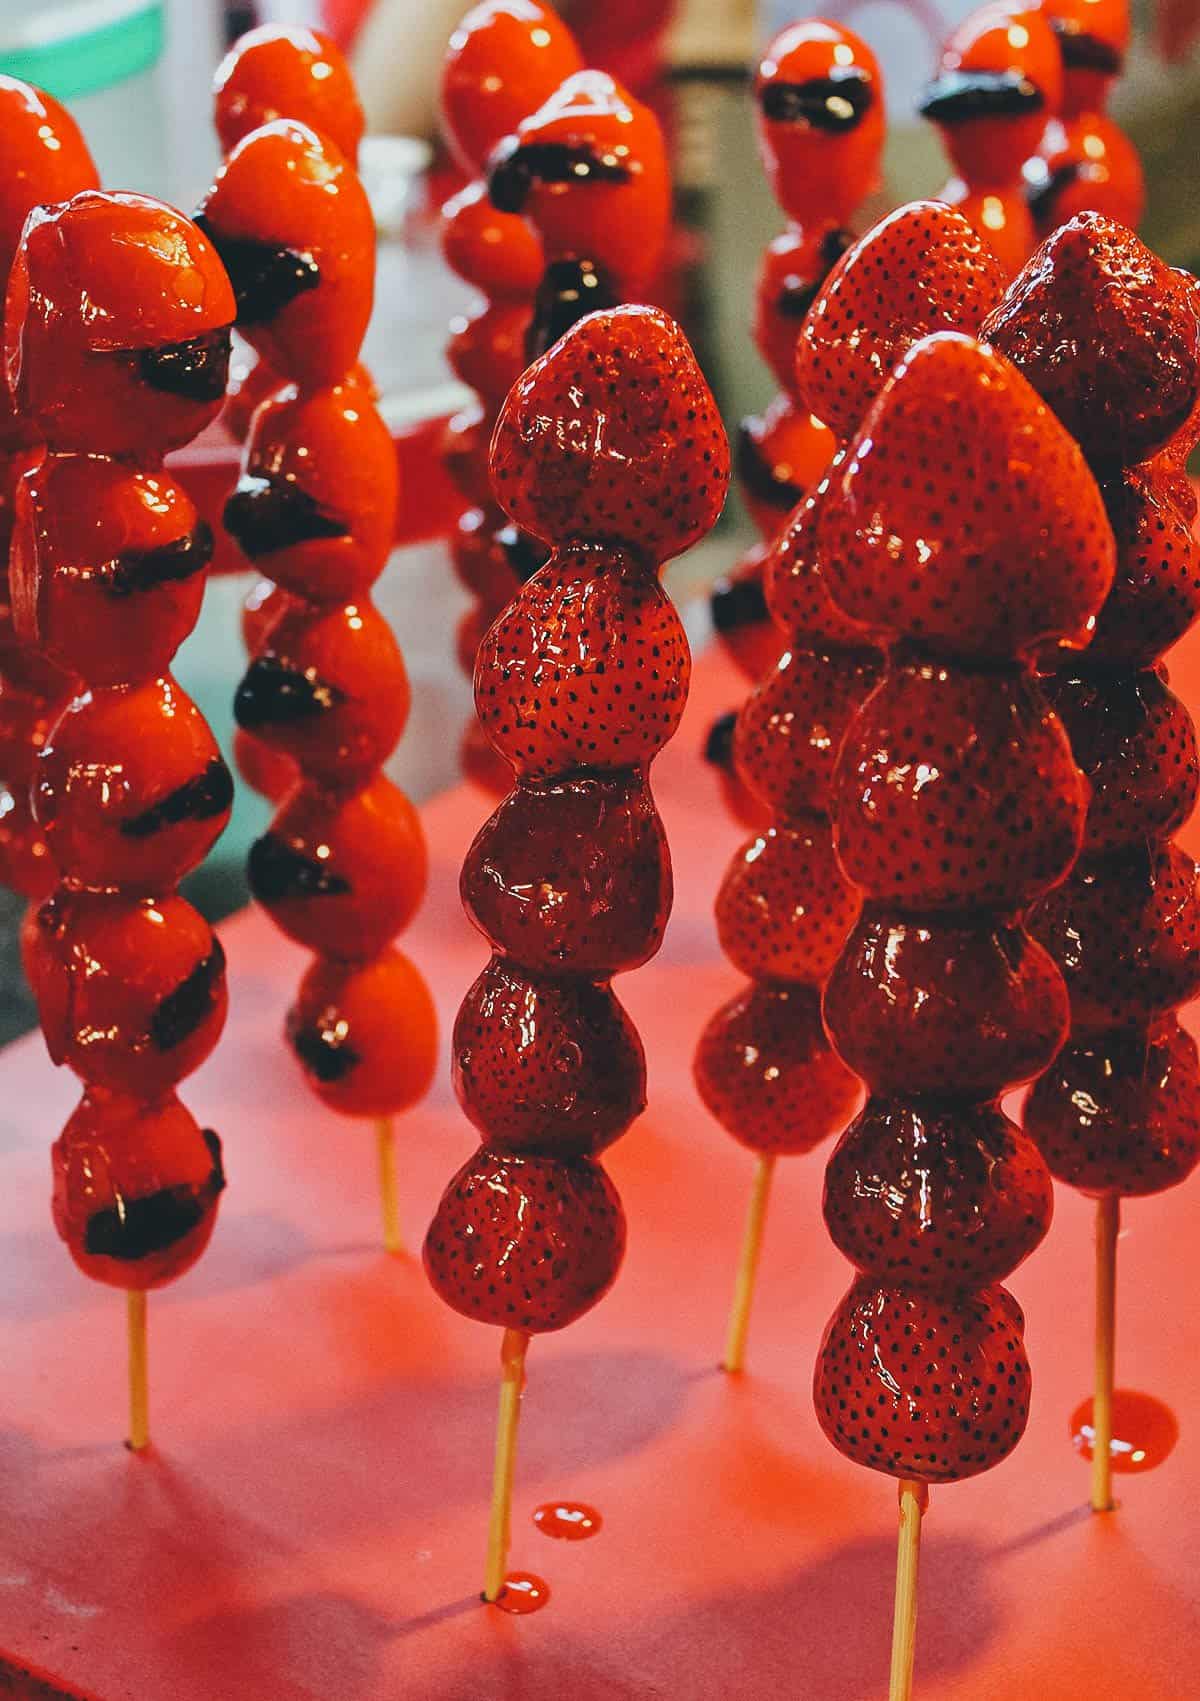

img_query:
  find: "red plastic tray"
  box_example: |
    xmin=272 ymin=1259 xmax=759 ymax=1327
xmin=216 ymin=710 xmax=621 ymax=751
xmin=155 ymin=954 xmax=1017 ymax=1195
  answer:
xmin=0 ymin=645 xmax=1197 ymax=1700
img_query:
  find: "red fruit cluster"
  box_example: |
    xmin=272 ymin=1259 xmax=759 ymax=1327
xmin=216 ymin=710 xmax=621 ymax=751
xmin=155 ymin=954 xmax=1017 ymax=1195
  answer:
xmin=708 ymin=24 xmax=882 ymax=722
xmin=201 ymin=93 xmax=436 ymax=1121
xmin=982 ymin=212 xmax=1200 ymax=1200
xmin=920 ymin=4 xmax=1063 ymax=277
xmin=6 ymin=186 xmax=235 ymax=1290
xmin=425 ymin=306 xmax=729 ymax=1332
xmin=813 ymin=327 xmax=1115 ymax=1483
xmin=696 ymin=202 xmax=1004 ymax=1174
xmin=438 ymin=4 xmax=581 ymax=786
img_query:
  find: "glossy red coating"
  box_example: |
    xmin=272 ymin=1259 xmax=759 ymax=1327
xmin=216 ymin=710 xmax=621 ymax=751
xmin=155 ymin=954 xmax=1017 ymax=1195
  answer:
xmin=197 ymin=120 xmax=374 ymax=391
xmin=923 ymin=6 xmax=1063 ymax=185
xmin=1028 ymin=113 xmax=1145 ymax=236
xmin=1039 ymin=0 xmax=1130 ymax=117
xmin=35 ymin=677 xmax=232 ymax=895
xmin=440 ymin=178 xmax=543 ymax=299
xmin=287 ymin=947 xmax=437 ymax=1118
xmin=440 ymin=0 xmax=582 ymax=174
xmin=0 ymin=781 xmax=55 ymax=899
xmin=1088 ymin=468 xmax=1200 ymax=667
xmin=28 ymin=890 xmax=227 ymax=1098
xmin=446 ymin=298 xmax=530 ymax=407
xmin=233 ymin=726 xmax=296 ymax=804
xmin=736 ymin=393 xmax=836 ymax=539
xmin=754 ymin=21 xmax=885 ymax=229
xmin=753 ymin=226 xmax=855 ymax=397
xmin=250 ymin=774 xmax=426 ymax=962
xmin=225 ymin=380 xmax=398 ymax=600
xmin=213 ymin=24 xmax=364 ymax=160
xmin=233 ymin=598 xmax=410 ymax=789
xmin=51 ymin=1088 xmax=224 ymax=1290
xmin=715 ymin=819 xmax=859 ymax=986
xmin=11 ymin=455 xmax=209 ymax=684
xmin=7 ymin=191 xmax=234 ymax=457
xmin=734 ymin=646 xmax=881 ymax=819
xmin=424 ymin=1149 xmax=626 ymax=1332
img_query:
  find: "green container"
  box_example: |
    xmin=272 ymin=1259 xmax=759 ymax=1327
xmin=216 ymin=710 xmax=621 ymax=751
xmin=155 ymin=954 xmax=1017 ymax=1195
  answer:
xmin=0 ymin=0 xmax=163 ymax=100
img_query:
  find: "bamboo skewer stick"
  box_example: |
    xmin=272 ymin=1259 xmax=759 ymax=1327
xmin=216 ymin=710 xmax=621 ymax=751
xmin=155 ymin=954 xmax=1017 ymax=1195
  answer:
xmin=1091 ymin=1191 xmax=1120 ymax=1512
xmin=889 ymin=1478 xmax=928 ymax=1701
xmin=483 ymin=1328 xmax=530 ymax=1602
xmin=126 ymin=1290 xmax=149 ymax=1453
xmin=722 ymin=1154 xmax=776 ymax=1373
xmin=375 ymin=1116 xmax=402 ymax=1255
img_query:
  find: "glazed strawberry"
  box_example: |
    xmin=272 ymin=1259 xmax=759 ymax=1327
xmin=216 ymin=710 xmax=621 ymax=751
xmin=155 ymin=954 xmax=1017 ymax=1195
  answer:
xmin=737 ymin=394 xmax=835 ymax=540
xmin=443 ymin=409 xmax=496 ymax=510
xmin=1041 ymin=0 xmax=1130 ymax=119
xmin=424 ymin=1149 xmax=625 ymax=1332
xmin=233 ymin=728 xmax=296 ymax=804
xmin=213 ymin=23 xmax=364 ymax=159
xmin=753 ymin=226 xmax=856 ymax=396
xmin=694 ymin=981 xmax=860 ymax=1155
xmin=1029 ymin=844 xmax=1200 ymax=1033
xmin=824 ymin=1102 xmax=1053 ymax=1288
xmin=462 ymin=771 xmax=671 ymax=977
xmin=708 ymin=544 xmax=779 ymax=683
xmin=1087 ymin=470 xmax=1200 ymax=668
xmin=441 ymin=180 xmax=543 ymax=299
xmin=833 ymin=659 xmax=1087 ymax=911
xmin=490 ymin=306 xmax=730 ymax=563
xmin=715 ymin=819 xmax=859 ymax=985
xmin=451 ymin=508 xmax=544 ymax=609
xmin=35 ymin=678 xmax=233 ymax=894
xmin=446 ymin=300 xmax=532 ymax=408
xmin=287 ymin=947 xmax=438 ymax=1118
xmin=474 ymin=547 xmax=691 ymax=780
xmin=1044 ymin=669 xmax=1199 ymax=856
xmin=52 ymin=1090 xmax=225 ymax=1291
xmin=223 ymin=381 xmax=398 ymax=602
xmin=29 ymin=892 xmax=226 ymax=1098
xmin=0 ymin=783 xmax=56 ymax=901
xmin=1029 ymin=112 xmax=1144 ymax=237
xmin=813 ymin=1280 xmax=1032 ymax=1482
xmin=762 ymin=450 xmax=878 ymax=647
xmin=242 ymin=577 xmax=288 ymax=654
xmin=734 ymin=647 xmax=881 ymax=819
xmin=234 ymin=598 xmax=410 ymax=789
xmin=794 ymin=201 xmax=1005 ymax=441
xmin=981 ymin=213 xmax=1200 ymax=471
xmin=823 ymin=913 xmax=1069 ymax=1100
xmin=1025 ymin=1017 xmax=1200 ymax=1197
xmin=249 ymin=774 xmax=426 ymax=961
xmin=820 ymin=332 xmax=1115 ymax=660
xmin=440 ymin=0 xmax=582 ymax=174
xmin=453 ymin=955 xmax=645 ymax=1155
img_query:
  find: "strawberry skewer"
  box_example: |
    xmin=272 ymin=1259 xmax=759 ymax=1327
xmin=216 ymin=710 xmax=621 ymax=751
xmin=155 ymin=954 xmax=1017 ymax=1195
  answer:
xmin=811 ymin=322 xmax=1114 ymax=1692
xmin=983 ymin=213 xmax=1200 ymax=1510
xmin=424 ymin=305 xmax=729 ymax=1605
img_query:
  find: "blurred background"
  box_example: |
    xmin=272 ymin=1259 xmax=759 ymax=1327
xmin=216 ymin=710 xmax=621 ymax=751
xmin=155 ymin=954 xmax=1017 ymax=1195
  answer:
xmin=0 ymin=0 xmax=1196 ymax=1040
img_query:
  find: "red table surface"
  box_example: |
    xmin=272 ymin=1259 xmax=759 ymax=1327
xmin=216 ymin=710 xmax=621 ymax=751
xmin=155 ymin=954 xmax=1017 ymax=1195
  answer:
xmin=0 ymin=641 xmax=1198 ymax=1701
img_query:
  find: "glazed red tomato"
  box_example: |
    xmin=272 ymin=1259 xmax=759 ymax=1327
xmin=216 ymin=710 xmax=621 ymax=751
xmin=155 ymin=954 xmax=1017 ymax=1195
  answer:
xmin=440 ymin=0 xmax=582 ymax=174
xmin=224 ymin=381 xmax=397 ymax=601
xmin=7 ymin=191 xmax=234 ymax=458
xmin=287 ymin=947 xmax=437 ymax=1117
xmin=35 ymin=676 xmax=233 ymax=893
xmin=11 ymin=456 xmax=210 ymax=685
xmin=197 ymin=120 xmax=374 ymax=391
xmin=213 ymin=24 xmax=365 ymax=161
xmin=52 ymin=1088 xmax=225 ymax=1290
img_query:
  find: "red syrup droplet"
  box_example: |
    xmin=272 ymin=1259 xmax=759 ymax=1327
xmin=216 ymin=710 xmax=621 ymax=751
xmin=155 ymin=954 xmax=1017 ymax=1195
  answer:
xmin=532 ymin=1501 xmax=603 ymax=1540
xmin=1069 ymin=1390 xmax=1180 ymax=1473
xmin=491 ymin=1572 xmax=551 ymax=1614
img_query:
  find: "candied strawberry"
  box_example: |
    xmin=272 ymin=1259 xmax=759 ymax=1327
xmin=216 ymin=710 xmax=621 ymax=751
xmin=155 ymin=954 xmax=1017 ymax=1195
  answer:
xmin=233 ymin=728 xmax=296 ymax=803
xmin=833 ymin=659 xmax=1087 ymax=911
xmin=440 ymin=180 xmax=543 ymax=298
xmin=753 ymin=225 xmax=855 ymax=396
xmin=447 ymin=299 xmax=531 ymax=408
xmin=813 ymin=1279 xmax=1033 ymax=1482
xmin=250 ymin=774 xmax=426 ymax=962
xmin=763 ymin=449 xmax=880 ymax=647
xmin=794 ymin=200 xmax=1005 ymax=442
xmin=287 ymin=947 xmax=437 ymax=1118
xmin=715 ymin=817 xmax=859 ymax=985
xmin=474 ymin=546 xmax=691 ymax=780
xmin=734 ymin=647 xmax=881 ymax=818
xmin=1029 ymin=844 xmax=1200 ymax=1034
xmin=453 ymin=955 xmax=645 ymax=1156
xmin=823 ymin=912 xmax=1068 ymax=1100
xmin=234 ymin=597 xmax=409 ymax=789
xmin=1025 ymin=1017 xmax=1200 ymax=1197
xmin=820 ymin=332 xmax=1114 ymax=660
xmin=981 ymin=213 xmax=1200 ymax=471
xmin=423 ymin=1148 xmax=625 ymax=1333
xmin=709 ymin=542 xmax=780 ymax=683
xmin=1087 ymin=470 xmax=1200 ymax=668
xmin=441 ymin=405 xmax=493 ymax=509
xmin=462 ymin=771 xmax=670 ymax=978
xmin=490 ymin=304 xmax=730 ymax=562
xmin=824 ymin=1102 xmax=1052 ymax=1288
xmin=1045 ymin=669 xmax=1198 ymax=856
xmin=694 ymin=981 xmax=860 ymax=1156
xmin=737 ymin=393 xmax=835 ymax=539
xmin=241 ymin=577 xmax=288 ymax=655
xmin=0 ymin=783 xmax=55 ymax=901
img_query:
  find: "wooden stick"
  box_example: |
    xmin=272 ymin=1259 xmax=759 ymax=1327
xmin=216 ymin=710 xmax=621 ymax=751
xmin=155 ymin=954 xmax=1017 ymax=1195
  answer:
xmin=722 ymin=1153 xmax=776 ymax=1373
xmin=483 ymin=1327 xmax=529 ymax=1602
xmin=375 ymin=1116 xmax=402 ymax=1254
xmin=126 ymin=1290 xmax=149 ymax=1454
xmin=1091 ymin=1191 xmax=1120 ymax=1513
xmin=889 ymin=1478 xmax=928 ymax=1701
